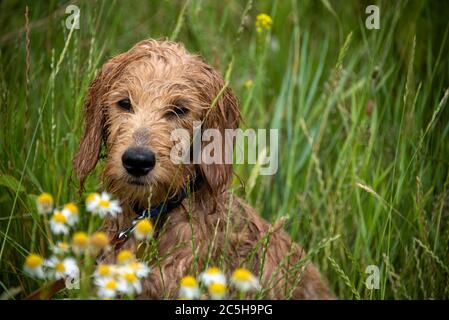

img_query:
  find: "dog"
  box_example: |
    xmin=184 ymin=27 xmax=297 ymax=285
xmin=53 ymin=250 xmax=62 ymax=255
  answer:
xmin=73 ymin=39 xmax=333 ymax=299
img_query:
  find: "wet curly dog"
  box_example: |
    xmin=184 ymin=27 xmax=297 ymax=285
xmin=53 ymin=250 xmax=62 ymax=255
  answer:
xmin=73 ymin=39 xmax=333 ymax=299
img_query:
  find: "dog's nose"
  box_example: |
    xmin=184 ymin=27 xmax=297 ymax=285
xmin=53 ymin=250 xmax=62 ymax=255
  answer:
xmin=122 ymin=147 xmax=156 ymax=177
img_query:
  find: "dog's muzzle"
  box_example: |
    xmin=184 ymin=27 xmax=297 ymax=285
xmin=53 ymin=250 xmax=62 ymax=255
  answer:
xmin=122 ymin=147 xmax=156 ymax=177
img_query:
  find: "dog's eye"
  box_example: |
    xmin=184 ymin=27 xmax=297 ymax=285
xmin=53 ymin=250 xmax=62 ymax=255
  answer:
xmin=117 ymin=98 xmax=132 ymax=111
xmin=173 ymin=105 xmax=189 ymax=116
xmin=166 ymin=102 xmax=189 ymax=118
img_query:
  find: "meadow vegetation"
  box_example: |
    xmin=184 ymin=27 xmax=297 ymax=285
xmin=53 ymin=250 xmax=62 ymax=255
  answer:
xmin=0 ymin=0 xmax=448 ymax=299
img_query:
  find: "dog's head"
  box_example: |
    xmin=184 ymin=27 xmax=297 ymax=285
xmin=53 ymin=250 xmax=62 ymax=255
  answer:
xmin=73 ymin=39 xmax=239 ymax=206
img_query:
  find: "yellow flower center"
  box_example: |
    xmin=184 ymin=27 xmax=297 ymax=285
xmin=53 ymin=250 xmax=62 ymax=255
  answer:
xmin=129 ymin=262 xmax=140 ymax=270
xmin=180 ymin=276 xmax=197 ymax=288
xmin=52 ymin=211 xmax=67 ymax=224
xmin=64 ymin=202 xmax=78 ymax=215
xmin=86 ymin=192 xmax=99 ymax=203
xmin=135 ymin=219 xmax=153 ymax=235
xmin=232 ymin=268 xmax=253 ymax=282
xmin=25 ymin=254 xmax=43 ymax=269
xmin=117 ymin=250 xmax=134 ymax=264
xmin=58 ymin=242 xmax=69 ymax=250
xmin=99 ymin=199 xmax=110 ymax=208
xmin=97 ymin=264 xmax=111 ymax=276
xmin=37 ymin=193 xmax=53 ymax=205
xmin=90 ymin=232 xmax=109 ymax=248
xmin=209 ymin=283 xmax=226 ymax=295
xmin=206 ymin=267 xmax=221 ymax=275
xmin=105 ymin=280 xmax=117 ymax=290
xmin=55 ymin=262 xmax=65 ymax=273
xmin=73 ymin=232 xmax=89 ymax=248
xmin=124 ymin=272 xmax=137 ymax=283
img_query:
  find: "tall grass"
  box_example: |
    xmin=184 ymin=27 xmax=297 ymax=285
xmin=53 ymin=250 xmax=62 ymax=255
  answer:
xmin=1 ymin=0 xmax=449 ymax=299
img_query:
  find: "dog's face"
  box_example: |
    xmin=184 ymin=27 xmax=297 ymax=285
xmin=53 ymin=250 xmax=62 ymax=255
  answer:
xmin=73 ymin=40 xmax=239 ymax=206
xmin=103 ymin=52 xmax=207 ymax=203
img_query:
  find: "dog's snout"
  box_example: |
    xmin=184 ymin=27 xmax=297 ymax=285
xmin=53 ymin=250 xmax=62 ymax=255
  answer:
xmin=122 ymin=147 xmax=156 ymax=177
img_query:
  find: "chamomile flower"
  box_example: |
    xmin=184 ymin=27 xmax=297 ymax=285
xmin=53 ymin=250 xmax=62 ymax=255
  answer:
xmin=49 ymin=210 xmax=69 ymax=235
xmin=198 ymin=267 xmax=226 ymax=286
xmin=62 ymin=202 xmax=79 ymax=226
xmin=133 ymin=219 xmax=153 ymax=241
xmin=36 ymin=192 xmax=54 ymax=214
xmin=89 ymin=231 xmax=110 ymax=253
xmin=86 ymin=192 xmax=100 ymax=213
xmin=51 ymin=241 xmax=70 ymax=255
xmin=95 ymin=277 xmax=119 ymax=299
xmin=117 ymin=269 xmax=142 ymax=296
xmin=45 ymin=256 xmax=79 ymax=280
xmin=231 ymin=268 xmax=260 ymax=292
xmin=255 ymin=13 xmax=272 ymax=33
xmin=72 ymin=231 xmax=89 ymax=254
xmin=116 ymin=250 xmax=135 ymax=265
xmin=179 ymin=276 xmax=200 ymax=300
xmin=126 ymin=261 xmax=150 ymax=278
xmin=94 ymin=263 xmax=116 ymax=280
xmin=23 ymin=253 xmax=45 ymax=279
xmin=97 ymin=192 xmax=122 ymax=218
xmin=208 ymin=282 xmax=227 ymax=300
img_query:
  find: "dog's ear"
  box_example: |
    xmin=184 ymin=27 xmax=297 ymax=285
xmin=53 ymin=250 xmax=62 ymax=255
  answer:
xmin=72 ymin=41 xmax=169 ymax=188
xmin=73 ymin=63 xmax=112 ymax=188
xmin=198 ymin=66 xmax=240 ymax=194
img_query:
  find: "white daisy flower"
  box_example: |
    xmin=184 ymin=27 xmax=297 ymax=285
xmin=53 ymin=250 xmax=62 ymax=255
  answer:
xmin=208 ymin=282 xmax=227 ymax=300
xmin=62 ymin=202 xmax=79 ymax=226
xmin=179 ymin=276 xmax=200 ymax=300
xmin=97 ymin=192 xmax=122 ymax=218
xmin=45 ymin=256 xmax=79 ymax=280
xmin=133 ymin=219 xmax=153 ymax=241
xmin=51 ymin=241 xmax=70 ymax=255
xmin=36 ymin=192 xmax=54 ymax=215
xmin=230 ymin=268 xmax=260 ymax=292
xmin=198 ymin=267 xmax=226 ymax=286
xmin=117 ymin=269 xmax=142 ymax=296
xmin=123 ymin=261 xmax=150 ymax=279
xmin=94 ymin=263 xmax=117 ymax=280
xmin=36 ymin=192 xmax=53 ymax=214
xmin=89 ymin=231 xmax=110 ymax=254
xmin=95 ymin=277 xmax=119 ymax=299
xmin=85 ymin=192 xmax=100 ymax=213
xmin=116 ymin=250 xmax=135 ymax=265
xmin=72 ymin=231 xmax=89 ymax=255
xmin=23 ymin=254 xmax=45 ymax=279
xmin=49 ymin=210 xmax=69 ymax=235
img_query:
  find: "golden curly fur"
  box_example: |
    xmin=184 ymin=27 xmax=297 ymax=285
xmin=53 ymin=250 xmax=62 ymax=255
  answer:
xmin=73 ymin=39 xmax=333 ymax=299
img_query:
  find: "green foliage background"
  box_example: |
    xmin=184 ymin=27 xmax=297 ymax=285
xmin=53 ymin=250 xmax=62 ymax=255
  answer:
xmin=1 ymin=0 xmax=448 ymax=299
